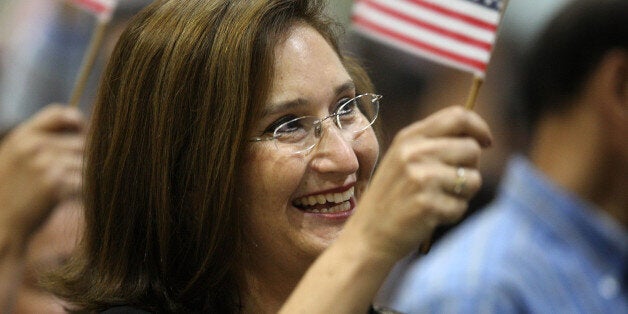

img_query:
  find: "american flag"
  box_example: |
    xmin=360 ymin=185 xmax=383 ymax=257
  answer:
xmin=352 ymin=0 xmax=505 ymax=77
xmin=68 ymin=0 xmax=118 ymax=22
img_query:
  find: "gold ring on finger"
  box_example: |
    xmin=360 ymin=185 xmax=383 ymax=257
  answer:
xmin=453 ymin=167 xmax=467 ymax=196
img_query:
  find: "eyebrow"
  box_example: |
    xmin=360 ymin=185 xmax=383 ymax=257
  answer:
xmin=262 ymin=80 xmax=356 ymax=117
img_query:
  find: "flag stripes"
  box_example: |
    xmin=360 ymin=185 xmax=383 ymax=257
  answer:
xmin=352 ymin=0 xmax=503 ymax=76
xmin=69 ymin=0 xmax=117 ymax=22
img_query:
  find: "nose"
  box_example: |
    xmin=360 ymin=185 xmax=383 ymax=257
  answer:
xmin=309 ymin=121 xmax=359 ymax=175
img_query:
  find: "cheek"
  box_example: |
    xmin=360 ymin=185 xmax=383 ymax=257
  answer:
xmin=354 ymin=129 xmax=380 ymax=178
xmin=239 ymin=147 xmax=306 ymax=214
xmin=238 ymin=148 xmax=314 ymax=256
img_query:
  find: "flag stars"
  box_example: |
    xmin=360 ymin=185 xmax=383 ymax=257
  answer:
xmin=466 ymin=0 xmax=503 ymax=10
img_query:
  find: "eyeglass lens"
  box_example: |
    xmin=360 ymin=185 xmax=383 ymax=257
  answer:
xmin=273 ymin=93 xmax=380 ymax=154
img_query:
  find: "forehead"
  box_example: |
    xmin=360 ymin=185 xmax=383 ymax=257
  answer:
xmin=269 ymin=24 xmax=351 ymax=102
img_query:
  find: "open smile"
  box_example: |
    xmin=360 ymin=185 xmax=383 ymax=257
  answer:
xmin=293 ymin=186 xmax=354 ymax=213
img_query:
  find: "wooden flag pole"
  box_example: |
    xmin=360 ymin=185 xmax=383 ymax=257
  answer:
xmin=464 ymin=75 xmax=484 ymax=110
xmin=68 ymin=20 xmax=108 ymax=108
xmin=464 ymin=0 xmax=509 ymax=111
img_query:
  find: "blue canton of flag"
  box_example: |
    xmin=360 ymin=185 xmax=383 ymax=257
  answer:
xmin=464 ymin=0 xmax=504 ymax=11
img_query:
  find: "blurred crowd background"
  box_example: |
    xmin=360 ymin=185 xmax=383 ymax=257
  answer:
xmin=0 ymin=0 xmax=571 ymax=182
xmin=0 ymin=0 xmax=573 ymax=312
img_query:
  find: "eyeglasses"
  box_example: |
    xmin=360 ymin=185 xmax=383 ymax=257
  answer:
xmin=250 ymin=93 xmax=381 ymax=155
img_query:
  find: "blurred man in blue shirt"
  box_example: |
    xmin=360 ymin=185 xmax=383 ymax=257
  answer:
xmin=378 ymin=0 xmax=628 ymax=312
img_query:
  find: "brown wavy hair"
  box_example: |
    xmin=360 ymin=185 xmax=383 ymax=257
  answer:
xmin=49 ymin=0 xmax=375 ymax=312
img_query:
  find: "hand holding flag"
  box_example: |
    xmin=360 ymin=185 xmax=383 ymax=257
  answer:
xmin=352 ymin=0 xmax=508 ymax=253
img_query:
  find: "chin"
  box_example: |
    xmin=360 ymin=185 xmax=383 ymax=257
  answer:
xmin=300 ymin=221 xmax=348 ymax=257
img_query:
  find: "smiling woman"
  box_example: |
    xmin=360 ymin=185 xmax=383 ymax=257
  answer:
xmin=238 ymin=25 xmax=380 ymax=287
xmin=48 ymin=0 xmax=492 ymax=313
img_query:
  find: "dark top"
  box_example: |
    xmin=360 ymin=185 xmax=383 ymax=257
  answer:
xmin=102 ymin=305 xmax=399 ymax=313
xmin=101 ymin=306 xmax=152 ymax=314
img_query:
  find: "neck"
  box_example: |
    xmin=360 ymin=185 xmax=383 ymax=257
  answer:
xmin=530 ymin=104 xmax=628 ymax=228
xmin=239 ymin=252 xmax=312 ymax=313
xmin=240 ymin=273 xmax=289 ymax=313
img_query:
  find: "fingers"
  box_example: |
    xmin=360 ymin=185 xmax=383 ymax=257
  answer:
xmin=55 ymin=168 xmax=83 ymax=200
xmin=28 ymin=104 xmax=86 ymax=133
xmin=0 ymin=104 xmax=86 ymax=238
xmin=410 ymin=188 xmax=469 ymax=225
xmin=446 ymin=166 xmax=481 ymax=199
xmin=27 ymin=140 xmax=83 ymax=196
xmin=399 ymin=106 xmax=493 ymax=148
xmin=351 ymin=106 xmax=492 ymax=259
xmin=8 ymin=104 xmax=86 ymax=158
xmin=407 ymin=163 xmax=482 ymax=200
xmin=397 ymin=136 xmax=483 ymax=168
xmin=10 ymin=127 xmax=85 ymax=167
xmin=391 ymin=105 xmax=489 ymax=194
xmin=46 ymin=134 xmax=86 ymax=154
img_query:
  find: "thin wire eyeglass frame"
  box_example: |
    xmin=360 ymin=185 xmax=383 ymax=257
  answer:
xmin=250 ymin=93 xmax=382 ymax=155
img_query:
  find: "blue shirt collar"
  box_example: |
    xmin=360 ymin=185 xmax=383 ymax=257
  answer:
xmin=500 ymin=155 xmax=628 ymax=277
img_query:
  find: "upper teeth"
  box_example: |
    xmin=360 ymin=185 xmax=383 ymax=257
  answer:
xmin=294 ymin=187 xmax=354 ymax=207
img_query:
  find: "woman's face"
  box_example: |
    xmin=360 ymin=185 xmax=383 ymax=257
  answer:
xmin=240 ymin=24 xmax=379 ymax=276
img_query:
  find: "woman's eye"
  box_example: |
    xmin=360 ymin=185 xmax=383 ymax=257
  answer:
xmin=263 ymin=115 xmax=298 ymax=134
xmin=277 ymin=119 xmax=304 ymax=134
xmin=336 ymin=97 xmax=357 ymax=116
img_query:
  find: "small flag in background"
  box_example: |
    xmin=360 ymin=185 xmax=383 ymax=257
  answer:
xmin=66 ymin=0 xmax=119 ymax=108
xmin=68 ymin=0 xmax=118 ymax=22
xmin=352 ymin=0 xmax=505 ymax=77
